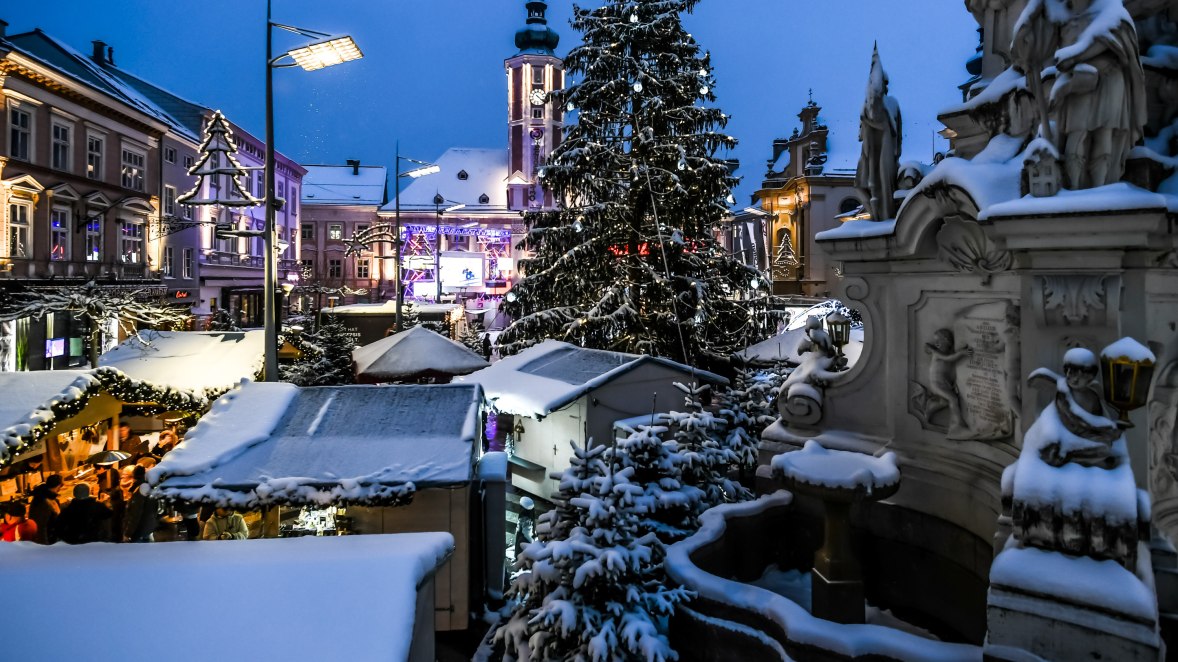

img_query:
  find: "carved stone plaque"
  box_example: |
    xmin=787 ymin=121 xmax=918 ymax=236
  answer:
xmin=951 ymin=301 xmax=1017 ymax=441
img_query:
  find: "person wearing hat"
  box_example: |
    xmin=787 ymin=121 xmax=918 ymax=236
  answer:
xmin=28 ymin=473 xmax=63 ymax=544
xmin=0 ymin=501 xmax=38 ymax=542
xmin=55 ymin=484 xmax=114 ymax=544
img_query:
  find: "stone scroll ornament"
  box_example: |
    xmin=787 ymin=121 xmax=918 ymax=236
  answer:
xmin=1010 ymin=0 xmax=1147 ymax=190
xmin=778 ymin=317 xmax=843 ymax=426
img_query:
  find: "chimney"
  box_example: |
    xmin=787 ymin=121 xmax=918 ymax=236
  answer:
xmin=346 ymin=159 xmax=360 ymax=175
xmin=0 ymin=20 xmax=9 ymax=40
xmin=107 ymin=45 xmax=115 ymax=66
xmin=91 ymin=40 xmax=108 ymax=64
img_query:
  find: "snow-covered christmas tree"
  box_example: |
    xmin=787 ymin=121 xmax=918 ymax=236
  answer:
xmin=497 ymin=0 xmax=767 ymax=367
xmin=716 ymin=362 xmax=785 ymax=483
xmin=176 ymin=110 xmax=260 ymax=207
xmin=614 ymin=421 xmax=703 ymax=543
xmin=666 ymin=381 xmax=749 ymax=513
xmin=281 ymin=316 xmax=356 ymax=386
xmin=497 ymin=442 xmax=691 ymax=662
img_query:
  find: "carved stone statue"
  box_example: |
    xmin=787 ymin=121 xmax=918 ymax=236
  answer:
xmin=855 ymin=43 xmax=902 ymax=221
xmin=778 ymin=317 xmax=842 ymax=427
xmin=1029 ymin=348 xmax=1121 ymax=468
xmin=1011 ymin=0 xmax=1147 ymax=189
xmin=924 ymin=328 xmax=973 ymax=437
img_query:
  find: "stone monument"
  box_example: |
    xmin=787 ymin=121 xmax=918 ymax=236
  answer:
xmin=855 ymin=44 xmax=902 ymax=222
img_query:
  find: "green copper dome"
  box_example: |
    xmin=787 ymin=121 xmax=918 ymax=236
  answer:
xmin=515 ymin=1 xmax=559 ymax=55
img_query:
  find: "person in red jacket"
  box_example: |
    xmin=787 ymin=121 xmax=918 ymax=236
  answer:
xmin=1 ymin=501 xmax=38 ymax=542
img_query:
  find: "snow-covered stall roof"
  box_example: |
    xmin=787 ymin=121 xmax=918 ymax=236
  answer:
xmin=99 ymin=330 xmax=264 ymax=397
xmin=302 ymin=164 xmax=388 ymax=206
xmin=741 ymin=326 xmax=864 ymax=367
xmin=353 ymin=325 xmax=489 ymax=382
xmin=383 ymin=147 xmax=513 ymax=215
xmin=0 ymin=368 xmax=206 ymax=467
xmin=152 ymin=383 xmax=482 ymax=507
xmin=330 ymin=300 xmax=462 ymax=317
xmin=455 ymin=339 xmax=727 ymax=418
xmin=0 ymin=532 xmax=453 ymax=662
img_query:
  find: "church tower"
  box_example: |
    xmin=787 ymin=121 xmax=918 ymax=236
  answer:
xmin=505 ymin=1 xmax=564 ymax=211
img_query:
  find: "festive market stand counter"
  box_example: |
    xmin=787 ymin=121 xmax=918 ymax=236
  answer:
xmin=0 ymin=532 xmax=454 ymax=662
xmin=150 ymin=381 xmax=500 ymax=632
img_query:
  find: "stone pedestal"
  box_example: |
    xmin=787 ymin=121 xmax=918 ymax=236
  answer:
xmin=812 ymin=499 xmax=863 ymax=624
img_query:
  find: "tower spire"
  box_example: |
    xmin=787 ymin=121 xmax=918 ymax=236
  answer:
xmin=515 ymin=1 xmax=559 ymax=55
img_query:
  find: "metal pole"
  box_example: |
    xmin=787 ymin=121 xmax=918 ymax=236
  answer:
xmin=435 ymin=205 xmax=442 ymax=303
xmin=263 ymin=0 xmax=278 ymax=381
xmin=394 ymin=144 xmax=403 ymax=333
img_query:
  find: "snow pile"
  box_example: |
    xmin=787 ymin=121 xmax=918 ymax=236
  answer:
xmin=0 ymin=533 xmax=454 ymax=662
xmin=815 ymin=218 xmax=896 ymax=241
xmin=980 ymin=182 xmax=1178 ymax=220
xmin=99 ymin=330 xmax=264 ymax=397
xmin=990 ymin=543 xmax=1156 ymax=622
xmin=771 ymin=440 xmax=899 ymax=495
xmin=665 ymin=493 xmax=979 ymax=660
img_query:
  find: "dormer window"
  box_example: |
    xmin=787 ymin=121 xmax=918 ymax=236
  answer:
xmin=433 ymin=194 xmax=445 ymax=205
xmin=479 ymin=193 xmax=490 ymax=204
xmin=457 ymin=170 xmax=469 ymax=180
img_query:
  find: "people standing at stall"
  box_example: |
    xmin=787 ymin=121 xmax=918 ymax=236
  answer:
xmin=0 ymin=502 xmax=38 ymax=542
xmin=202 ymin=507 xmax=248 ymax=540
xmin=123 ymin=466 xmax=158 ymax=543
xmin=102 ymin=484 xmax=125 ymax=542
xmin=154 ymin=429 xmax=179 ymax=457
xmin=117 ymin=423 xmax=147 ymax=464
xmin=28 ymin=474 xmax=63 ymax=544
xmin=56 ymin=484 xmax=113 ymax=544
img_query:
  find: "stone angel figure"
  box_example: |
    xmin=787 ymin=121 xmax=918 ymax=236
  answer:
xmin=1028 ymin=347 xmax=1121 ymax=468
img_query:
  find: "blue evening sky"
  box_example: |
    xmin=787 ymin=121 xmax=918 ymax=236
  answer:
xmin=3 ymin=1 xmax=978 ymax=204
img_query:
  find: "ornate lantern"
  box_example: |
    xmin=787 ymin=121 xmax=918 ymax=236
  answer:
xmin=1099 ymin=337 xmax=1156 ymax=425
xmin=826 ymin=310 xmax=852 ymax=370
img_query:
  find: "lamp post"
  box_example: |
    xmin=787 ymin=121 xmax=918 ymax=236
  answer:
xmin=263 ymin=0 xmax=362 ymax=381
xmin=393 ymin=148 xmax=440 ymax=332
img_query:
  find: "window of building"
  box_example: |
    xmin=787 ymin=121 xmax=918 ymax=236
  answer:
xmin=300 ymin=258 xmax=313 ymax=274
xmin=356 ymin=258 xmax=370 ymax=279
xmin=356 ymin=223 xmax=369 ymax=236
xmin=184 ymin=155 xmax=194 ymax=170
xmin=479 ymin=193 xmax=490 ymax=204
xmin=121 ymin=148 xmax=145 ymax=191
xmin=85 ymin=218 xmax=102 ymax=261
xmin=164 ymin=186 xmax=177 ymax=216
xmin=182 ymin=248 xmax=194 ymax=278
xmin=301 ymin=223 xmax=313 ymax=240
xmin=838 ymin=197 xmax=861 ymax=215
xmin=8 ymin=202 xmax=31 ymax=258
xmin=328 ymin=224 xmax=343 ymax=240
xmin=255 ymin=171 xmax=264 ymax=197
xmin=290 ymin=187 xmax=298 ymax=216
xmin=209 ymin=153 xmax=221 ymax=193
xmin=120 ymin=218 xmax=145 ymax=263
xmin=532 ymin=107 xmax=544 ymax=119
xmin=87 ymin=134 xmax=104 ymax=180
xmin=51 ymin=122 xmax=71 ymax=171
xmin=50 ymin=208 xmax=70 ymax=261
xmin=164 ymin=146 xmax=177 ymax=164
xmin=163 ymin=246 xmax=174 ymax=277
xmin=181 ymin=203 xmax=194 ymax=221
xmin=532 ymin=66 xmax=545 ymax=84
xmin=9 ymin=106 xmax=31 ymax=161
xmin=457 ymin=170 xmax=468 ymax=181
xmin=328 ymin=259 xmax=342 ymax=279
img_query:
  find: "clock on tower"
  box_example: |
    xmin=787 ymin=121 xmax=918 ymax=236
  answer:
xmin=505 ymin=1 xmax=564 ymax=212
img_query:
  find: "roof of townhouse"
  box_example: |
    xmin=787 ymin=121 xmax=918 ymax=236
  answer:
xmin=383 ymin=148 xmax=514 ymax=216
xmin=302 ymin=164 xmax=389 ymax=206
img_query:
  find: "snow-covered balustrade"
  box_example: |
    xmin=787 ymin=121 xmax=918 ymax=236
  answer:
xmin=665 ymin=494 xmax=982 ymax=661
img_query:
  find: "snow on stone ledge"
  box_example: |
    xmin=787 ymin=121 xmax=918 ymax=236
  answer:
xmin=665 ymin=493 xmax=980 ymax=661
xmin=148 ymin=381 xmax=297 ymax=484
xmin=771 ymin=440 xmax=899 ymax=494
xmin=990 ymin=544 xmax=1157 ymax=623
xmin=0 ymin=532 xmax=454 ymax=662
xmin=815 ymin=218 xmax=897 ymax=241
xmin=978 ymin=182 xmax=1178 ymax=220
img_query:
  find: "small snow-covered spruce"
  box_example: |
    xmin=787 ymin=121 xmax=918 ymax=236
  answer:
xmin=497 ymin=442 xmax=691 ymax=662
xmin=614 ymin=422 xmax=703 ymax=543
xmin=716 ymin=362 xmax=784 ymax=478
xmin=204 ymin=308 xmax=241 ymax=332
xmin=666 ymin=381 xmax=750 ymax=512
xmin=0 ymin=281 xmax=191 ymax=367
xmin=497 ymin=0 xmax=769 ymax=369
xmin=458 ymin=324 xmax=484 ymax=355
xmin=280 ymin=316 xmax=355 ymax=386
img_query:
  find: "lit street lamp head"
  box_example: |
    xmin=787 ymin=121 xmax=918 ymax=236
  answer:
xmin=286 ymin=35 xmax=363 ymax=71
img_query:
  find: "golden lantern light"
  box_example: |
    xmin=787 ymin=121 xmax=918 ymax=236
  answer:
xmin=1099 ymin=337 xmax=1156 ymax=425
xmin=826 ymin=310 xmax=851 ymax=369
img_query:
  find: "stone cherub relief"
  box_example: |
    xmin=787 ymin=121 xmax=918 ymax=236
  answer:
xmin=856 ymin=43 xmax=902 ymax=222
xmin=920 ymin=329 xmax=974 ymax=438
xmin=1029 ymin=347 xmax=1122 ymax=468
xmin=1011 ymin=0 xmax=1147 ymax=190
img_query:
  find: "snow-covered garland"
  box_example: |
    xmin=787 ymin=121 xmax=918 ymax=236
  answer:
xmin=0 ymin=367 xmax=206 ymax=466
xmin=153 ymin=479 xmax=416 ymax=511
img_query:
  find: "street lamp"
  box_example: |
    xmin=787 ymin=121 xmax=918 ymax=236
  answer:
xmin=394 ymin=147 xmax=440 ymax=332
xmin=263 ymin=0 xmax=362 ymax=381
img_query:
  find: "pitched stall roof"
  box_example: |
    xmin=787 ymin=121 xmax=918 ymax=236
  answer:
xmin=456 ymin=339 xmax=727 ymax=418
xmin=0 ymin=533 xmax=454 ymax=662
xmin=383 ymin=148 xmax=512 ymax=216
xmin=152 ymin=383 xmax=483 ymax=507
xmin=353 ymin=325 xmax=489 ymax=383
xmin=302 ymin=164 xmax=389 ymax=206
xmin=98 ymin=330 xmax=265 ymax=397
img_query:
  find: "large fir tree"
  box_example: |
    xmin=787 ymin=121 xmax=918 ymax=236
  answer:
xmin=498 ymin=0 xmax=765 ymax=367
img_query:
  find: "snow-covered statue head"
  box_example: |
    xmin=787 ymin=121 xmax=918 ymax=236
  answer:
xmin=1029 ymin=347 xmax=1121 ymax=468
xmin=1011 ymin=0 xmax=1146 ymax=190
xmin=855 ymin=42 xmax=902 ymax=222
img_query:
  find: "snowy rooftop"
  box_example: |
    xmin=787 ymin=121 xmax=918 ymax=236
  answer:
xmin=331 ymin=300 xmax=462 ymax=316
xmin=152 ymin=382 xmax=482 ymax=507
xmin=354 ymin=325 xmax=488 ymax=381
xmin=0 ymin=533 xmax=453 ymax=662
xmin=302 ymin=164 xmax=388 ymax=206
xmin=383 ymin=148 xmax=512 ymax=215
xmin=456 ymin=339 xmax=726 ymax=418
xmin=99 ymin=330 xmax=264 ymax=396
